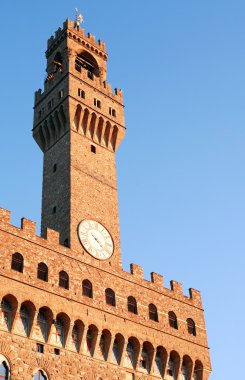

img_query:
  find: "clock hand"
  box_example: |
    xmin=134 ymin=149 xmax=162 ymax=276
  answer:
xmin=91 ymin=232 xmax=103 ymax=248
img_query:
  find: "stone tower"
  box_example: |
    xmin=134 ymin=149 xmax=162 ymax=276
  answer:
xmin=33 ymin=19 xmax=125 ymax=271
xmin=0 ymin=18 xmax=212 ymax=380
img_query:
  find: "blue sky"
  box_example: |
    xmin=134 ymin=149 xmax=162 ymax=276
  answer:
xmin=1 ymin=1 xmax=245 ymax=379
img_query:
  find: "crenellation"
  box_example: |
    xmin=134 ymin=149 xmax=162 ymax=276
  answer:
xmin=130 ymin=263 xmax=143 ymax=280
xmin=0 ymin=207 xmax=11 ymax=227
xmin=170 ymin=280 xmax=183 ymax=296
xmin=151 ymin=272 xmax=164 ymax=287
xmin=0 ymin=14 xmax=211 ymax=380
xmin=20 ymin=218 xmax=36 ymax=236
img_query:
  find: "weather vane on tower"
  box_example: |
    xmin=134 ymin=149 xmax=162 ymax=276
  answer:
xmin=74 ymin=8 xmax=83 ymax=30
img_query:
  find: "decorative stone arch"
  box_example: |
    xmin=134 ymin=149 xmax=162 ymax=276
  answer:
xmin=0 ymin=342 xmax=18 ymax=374
xmin=193 ymin=360 xmax=204 ymax=380
xmin=181 ymin=354 xmax=193 ymax=380
xmin=31 ymin=357 xmax=53 ymax=380
xmin=19 ymin=300 xmax=36 ymax=337
xmin=73 ymin=104 xmax=83 ymax=131
xmin=0 ymin=293 xmax=18 ymax=332
xmin=111 ymin=332 xmax=124 ymax=365
xmin=155 ymin=345 xmax=168 ymax=377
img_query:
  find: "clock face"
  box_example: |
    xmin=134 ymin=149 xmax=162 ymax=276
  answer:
xmin=78 ymin=220 xmax=114 ymax=260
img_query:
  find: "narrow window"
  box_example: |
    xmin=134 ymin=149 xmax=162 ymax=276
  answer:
xmin=0 ymin=299 xmax=12 ymax=331
xmin=168 ymin=311 xmax=178 ymax=329
xmin=127 ymin=296 xmax=137 ymax=314
xmin=11 ymin=252 xmax=24 ymax=273
xmin=59 ymin=271 xmax=69 ymax=289
xmin=58 ymin=89 xmax=64 ymax=98
xmin=105 ymin=288 xmax=116 ymax=306
xmin=78 ymin=88 xmax=85 ymax=99
xmin=54 ymin=348 xmax=60 ymax=356
xmin=94 ymin=98 xmax=101 ymax=108
xmin=37 ymin=262 xmax=48 ymax=282
xmin=82 ymin=279 xmax=93 ymax=298
xmin=48 ymin=99 xmax=54 ymax=109
xmin=36 ymin=343 xmax=44 ymax=353
xmin=109 ymin=107 xmax=116 ymax=117
xmin=149 ymin=303 xmax=158 ymax=322
xmin=187 ymin=318 xmax=196 ymax=336
xmin=52 ymin=206 xmax=56 ymax=214
xmin=37 ymin=310 xmax=48 ymax=342
xmin=20 ymin=305 xmax=30 ymax=336
xmin=91 ymin=145 xmax=96 ymax=154
xmin=53 ymin=163 xmax=57 ymax=172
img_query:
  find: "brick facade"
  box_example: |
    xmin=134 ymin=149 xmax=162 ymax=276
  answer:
xmin=0 ymin=18 xmax=211 ymax=380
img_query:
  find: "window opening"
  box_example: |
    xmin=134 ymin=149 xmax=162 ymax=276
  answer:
xmin=37 ymin=262 xmax=48 ymax=282
xmin=127 ymin=296 xmax=137 ymax=314
xmin=168 ymin=311 xmax=178 ymax=329
xmin=82 ymin=280 xmax=93 ymax=298
xmin=187 ymin=318 xmax=196 ymax=336
xmin=59 ymin=271 xmax=69 ymax=289
xmin=11 ymin=252 xmax=24 ymax=273
xmin=91 ymin=145 xmax=96 ymax=154
xmin=0 ymin=299 xmax=12 ymax=331
xmin=36 ymin=343 xmax=44 ymax=353
xmin=105 ymin=288 xmax=116 ymax=306
xmin=149 ymin=303 xmax=158 ymax=322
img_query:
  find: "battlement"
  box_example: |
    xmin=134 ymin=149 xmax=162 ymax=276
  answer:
xmin=0 ymin=207 xmax=203 ymax=308
xmin=46 ymin=19 xmax=107 ymax=55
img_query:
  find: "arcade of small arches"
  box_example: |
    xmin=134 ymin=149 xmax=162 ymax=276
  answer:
xmin=73 ymin=104 xmax=120 ymax=151
xmin=0 ymin=294 xmax=203 ymax=380
xmin=10 ymin=253 xmax=196 ymax=336
xmin=35 ymin=104 xmax=67 ymax=152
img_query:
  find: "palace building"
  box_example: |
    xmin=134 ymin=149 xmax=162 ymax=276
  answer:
xmin=0 ymin=18 xmax=211 ymax=380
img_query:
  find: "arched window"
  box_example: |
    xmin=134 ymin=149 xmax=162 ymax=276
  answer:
xmin=98 ymin=333 xmax=106 ymax=360
xmin=20 ymin=305 xmax=30 ymax=336
xmin=53 ymin=318 xmax=64 ymax=347
xmin=75 ymin=51 xmax=99 ymax=78
xmin=139 ymin=349 xmax=150 ymax=372
xmin=154 ymin=350 xmax=163 ymax=377
xmin=11 ymin=252 xmax=23 ymax=273
xmin=0 ymin=358 xmax=9 ymax=380
xmin=149 ymin=303 xmax=158 ymax=322
xmin=180 ymin=362 xmax=188 ymax=380
xmin=105 ymin=288 xmax=116 ymax=306
xmin=127 ymin=296 xmax=137 ymax=314
xmin=86 ymin=328 xmax=93 ymax=355
xmin=34 ymin=370 xmax=47 ymax=380
xmin=71 ymin=324 xmax=79 ymax=352
xmin=112 ymin=338 xmax=119 ymax=364
xmin=0 ymin=299 xmax=12 ymax=331
xmin=187 ymin=318 xmax=196 ymax=336
xmin=37 ymin=310 xmax=48 ymax=342
xmin=59 ymin=271 xmax=69 ymax=289
xmin=167 ymin=356 xmax=175 ymax=378
xmin=168 ymin=311 xmax=178 ymax=329
xmin=37 ymin=263 xmax=48 ymax=282
xmin=82 ymin=280 xmax=93 ymax=298
xmin=125 ymin=342 xmax=134 ymax=368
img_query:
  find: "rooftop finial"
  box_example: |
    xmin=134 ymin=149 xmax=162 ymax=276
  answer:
xmin=75 ymin=8 xmax=83 ymax=30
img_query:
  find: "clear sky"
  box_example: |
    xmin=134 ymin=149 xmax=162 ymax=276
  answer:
xmin=1 ymin=1 xmax=244 ymax=379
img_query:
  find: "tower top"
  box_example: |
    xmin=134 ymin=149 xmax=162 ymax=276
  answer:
xmin=46 ymin=19 xmax=107 ymax=57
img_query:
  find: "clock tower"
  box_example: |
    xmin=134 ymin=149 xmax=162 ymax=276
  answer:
xmin=0 ymin=15 xmax=212 ymax=380
xmin=33 ymin=19 xmax=125 ymax=270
